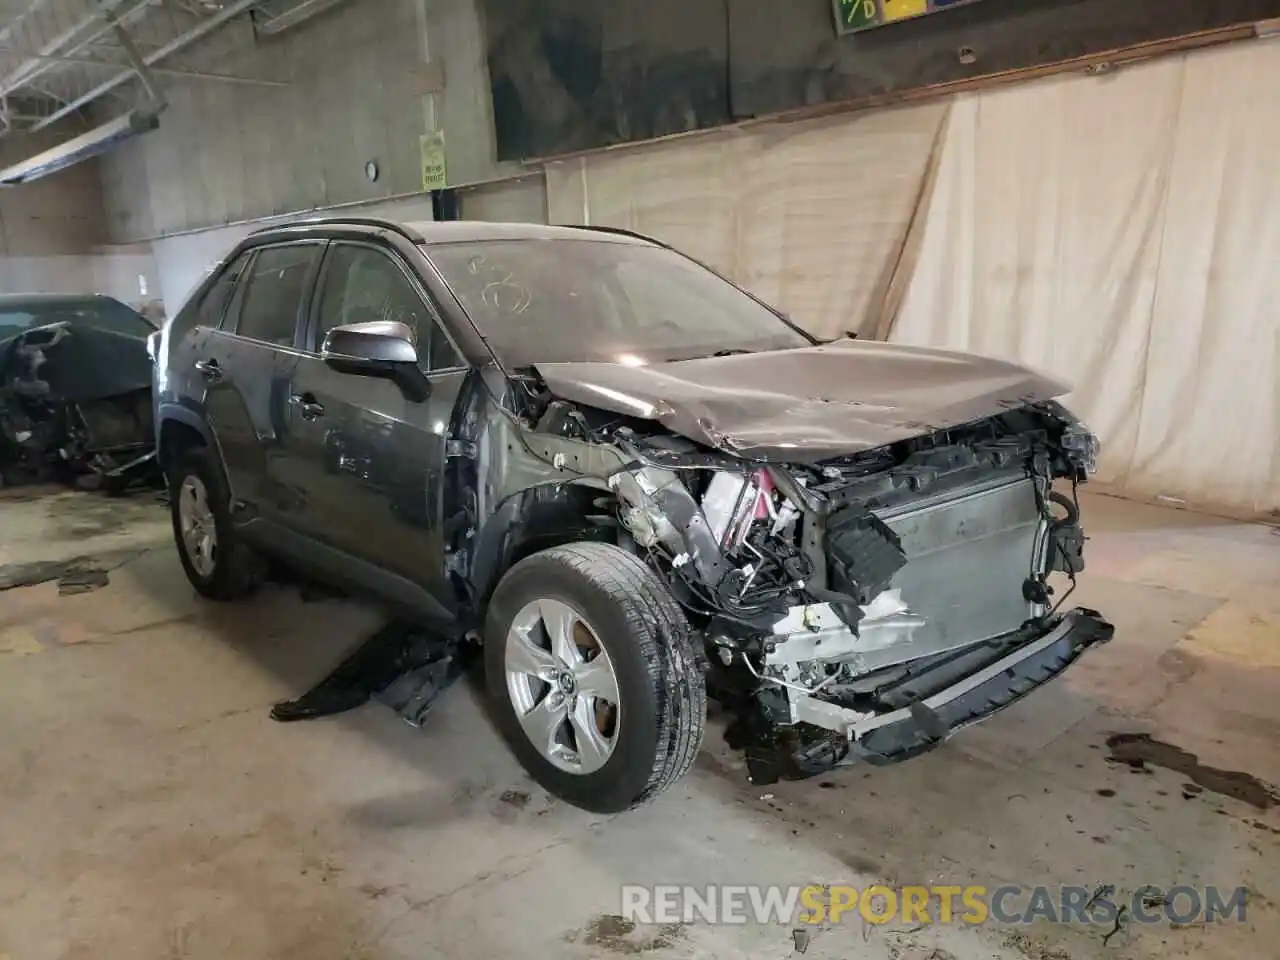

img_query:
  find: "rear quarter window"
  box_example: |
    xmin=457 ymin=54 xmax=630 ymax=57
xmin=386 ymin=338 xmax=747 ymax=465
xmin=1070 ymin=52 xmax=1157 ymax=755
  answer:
xmin=202 ymin=252 xmax=251 ymax=330
xmin=169 ymin=251 xmax=251 ymax=341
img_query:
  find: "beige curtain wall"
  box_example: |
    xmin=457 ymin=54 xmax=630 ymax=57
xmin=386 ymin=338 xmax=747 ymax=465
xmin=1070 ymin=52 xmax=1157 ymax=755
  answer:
xmin=543 ymin=41 xmax=1280 ymax=517
xmin=545 ymin=102 xmax=948 ymax=341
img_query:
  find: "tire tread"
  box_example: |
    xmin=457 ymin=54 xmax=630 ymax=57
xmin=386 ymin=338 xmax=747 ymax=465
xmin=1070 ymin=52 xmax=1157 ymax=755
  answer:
xmin=551 ymin=542 xmax=706 ymax=807
xmin=488 ymin=541 xmax=706 ymax=811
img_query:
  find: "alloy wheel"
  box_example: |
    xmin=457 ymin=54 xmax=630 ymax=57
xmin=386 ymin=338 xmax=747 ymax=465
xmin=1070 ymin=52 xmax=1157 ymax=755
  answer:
xmin=177 ymin=474 xmax=218 ymax=578
xmin=504 ymin=598 xmax=621 ymax=775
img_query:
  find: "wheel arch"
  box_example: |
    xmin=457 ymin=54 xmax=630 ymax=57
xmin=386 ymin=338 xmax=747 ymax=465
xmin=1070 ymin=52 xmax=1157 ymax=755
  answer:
xmin=156 ymin=405 xmax=231 ymax=493
xmin=468 ymin=481 xmax=617 ymax=610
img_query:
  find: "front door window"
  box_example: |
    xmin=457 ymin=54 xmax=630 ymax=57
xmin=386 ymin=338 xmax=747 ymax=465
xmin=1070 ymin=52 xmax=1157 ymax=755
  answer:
xmin=313 ymin=244 xmax=462 ymax=370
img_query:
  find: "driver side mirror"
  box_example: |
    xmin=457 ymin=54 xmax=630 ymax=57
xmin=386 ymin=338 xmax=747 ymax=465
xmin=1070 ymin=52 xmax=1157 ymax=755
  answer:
xmin=321 ymin=320 xmax=431 ymax=402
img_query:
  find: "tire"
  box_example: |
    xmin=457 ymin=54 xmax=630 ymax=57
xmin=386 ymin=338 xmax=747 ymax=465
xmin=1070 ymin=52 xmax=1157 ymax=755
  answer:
xmin=169 ymin=449 xmax=264 ymax=601
xmin=484 ymin=541 xmax=706 ymax=814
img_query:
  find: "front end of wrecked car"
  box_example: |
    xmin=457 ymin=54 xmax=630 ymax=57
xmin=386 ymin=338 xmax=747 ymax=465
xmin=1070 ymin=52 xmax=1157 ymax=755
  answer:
xmin=426 ymin=228 xmax=1113 ymax=788
xmin=0 ymin=294 xmax=158 ymax=488
xmin=593 ymin=397 xmax=1111 ymax=783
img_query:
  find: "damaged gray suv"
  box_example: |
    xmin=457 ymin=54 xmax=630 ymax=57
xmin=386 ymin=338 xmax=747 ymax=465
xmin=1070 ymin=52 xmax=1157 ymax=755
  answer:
xmin=152 ymin=217 xmax=1112 ymax=813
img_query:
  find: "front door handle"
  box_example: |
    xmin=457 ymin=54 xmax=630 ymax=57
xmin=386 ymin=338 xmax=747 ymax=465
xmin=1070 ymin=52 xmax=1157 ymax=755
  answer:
xmin=193 ymin=358 xmax=222 ymax=383
xmin=289 ymin=393 xmax=325 ymax=421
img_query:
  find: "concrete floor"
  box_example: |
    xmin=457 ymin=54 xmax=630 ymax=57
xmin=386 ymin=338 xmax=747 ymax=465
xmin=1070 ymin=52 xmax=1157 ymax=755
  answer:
xmin=1 ymin=486 xmax=1278 ymax=960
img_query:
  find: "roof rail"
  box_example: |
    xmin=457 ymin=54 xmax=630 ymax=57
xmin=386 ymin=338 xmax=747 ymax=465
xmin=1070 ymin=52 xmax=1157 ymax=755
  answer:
xmin=567 ymin=224 xmax=667 ymax=248
xmin=249 ymin=216 xmax=426 ymax=243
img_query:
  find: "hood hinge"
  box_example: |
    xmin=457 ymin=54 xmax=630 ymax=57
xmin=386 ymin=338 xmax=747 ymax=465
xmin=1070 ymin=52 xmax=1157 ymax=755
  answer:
xmin=446 ymin=438 xmax=477 ymax=460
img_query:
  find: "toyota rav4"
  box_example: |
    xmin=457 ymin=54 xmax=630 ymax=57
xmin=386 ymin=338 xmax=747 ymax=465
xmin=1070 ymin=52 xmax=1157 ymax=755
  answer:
xmin=151 ymin=217 xmax=1112 ymax=813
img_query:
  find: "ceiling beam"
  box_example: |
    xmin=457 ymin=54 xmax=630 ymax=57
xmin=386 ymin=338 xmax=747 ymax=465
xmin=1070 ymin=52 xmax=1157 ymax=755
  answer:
xmin=0 ymin=0 xmax=57 ymax=49
xmin=0 ymin=48 xmax=287 ymax=86
xmin=0 ymin=0 xmax=153 ymax=101
xmin=33 ymin=0 xmax=261 ymax=130
xmin=254 ymin=0 xmax=345 ymax=36
xmin=102 ymin=1 xmax=162 ymax=105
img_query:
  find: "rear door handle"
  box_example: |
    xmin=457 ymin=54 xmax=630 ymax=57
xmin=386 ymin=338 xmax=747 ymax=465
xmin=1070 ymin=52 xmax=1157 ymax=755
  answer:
xmin=193 ymin=358 xmax=222 ymax=383
xmin=289 ymin=393 xmax=325 ymax=420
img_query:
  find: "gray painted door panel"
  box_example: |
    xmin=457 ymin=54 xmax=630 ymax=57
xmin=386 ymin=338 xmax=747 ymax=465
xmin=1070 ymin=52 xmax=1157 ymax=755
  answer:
xmin=199 ymin=330 xmax=294 ymax=520
xmin=279 ymin=357 xmax=466 ymax=612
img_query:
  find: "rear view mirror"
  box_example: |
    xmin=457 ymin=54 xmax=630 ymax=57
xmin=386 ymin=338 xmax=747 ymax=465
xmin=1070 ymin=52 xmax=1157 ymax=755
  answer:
xmin=321 ymin=320 xmax=431 ymax=402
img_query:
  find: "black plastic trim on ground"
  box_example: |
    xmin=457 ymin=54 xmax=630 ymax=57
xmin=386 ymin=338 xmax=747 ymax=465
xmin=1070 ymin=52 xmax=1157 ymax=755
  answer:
xmin=270 ymin=620 xmax=466 ymax=724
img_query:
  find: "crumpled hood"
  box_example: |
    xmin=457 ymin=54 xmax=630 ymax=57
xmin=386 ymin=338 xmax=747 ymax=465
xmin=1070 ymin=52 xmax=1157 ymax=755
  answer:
xmin=533 ymin=338 xmax=1070 ymax=462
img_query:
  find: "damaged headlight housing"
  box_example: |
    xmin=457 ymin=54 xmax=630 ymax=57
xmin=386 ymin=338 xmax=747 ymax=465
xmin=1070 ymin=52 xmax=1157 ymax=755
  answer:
xmin=1061 ymin=422 xmax=1100 ymax=478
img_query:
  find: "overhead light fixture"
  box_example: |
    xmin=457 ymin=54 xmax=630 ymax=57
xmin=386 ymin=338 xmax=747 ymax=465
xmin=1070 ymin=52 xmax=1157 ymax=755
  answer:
xmin=0 ymin=109 xmax=162 ymax=185
xmin=1255 ymin=17 xmax=1280 ymax=38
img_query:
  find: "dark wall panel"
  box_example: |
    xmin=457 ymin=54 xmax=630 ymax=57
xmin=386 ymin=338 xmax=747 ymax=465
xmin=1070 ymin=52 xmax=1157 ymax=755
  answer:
xmin=486 ymin=0 xmax=730 ymax=159
xmin=729 ymin=0 xmax=1280 ymax=118
xmin=483 ymin=0 xmax=1280 ymax=160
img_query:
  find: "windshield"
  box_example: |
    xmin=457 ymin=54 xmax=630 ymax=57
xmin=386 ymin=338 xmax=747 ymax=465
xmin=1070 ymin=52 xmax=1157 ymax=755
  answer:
xmin=0 ymin=297 xmax=153 ymax=348
xmin=425 ymin=238 xmax=812 ymax=365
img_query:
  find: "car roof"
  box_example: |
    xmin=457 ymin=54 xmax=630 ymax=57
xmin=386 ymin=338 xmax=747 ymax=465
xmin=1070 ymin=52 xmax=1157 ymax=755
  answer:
xmin=246 ymin=216 xmax=656 ymax=248
xmin=404 ymin=220 xmax=652 ymax=245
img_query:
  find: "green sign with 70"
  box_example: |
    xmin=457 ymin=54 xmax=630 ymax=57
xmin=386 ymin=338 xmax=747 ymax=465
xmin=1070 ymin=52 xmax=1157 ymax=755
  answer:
xmin=836 ymin=0 xmax=880 ymax=32
xmin=834 ymin=0 xmax=978 ymax=36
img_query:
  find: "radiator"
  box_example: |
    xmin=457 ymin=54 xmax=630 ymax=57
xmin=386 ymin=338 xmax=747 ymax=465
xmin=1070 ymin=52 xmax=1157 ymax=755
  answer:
xmin=869 ymin=472 xmax=1046 ymax=663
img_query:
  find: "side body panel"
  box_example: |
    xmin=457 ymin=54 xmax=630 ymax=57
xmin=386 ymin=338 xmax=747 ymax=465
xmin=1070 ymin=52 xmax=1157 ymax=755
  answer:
xmin=278 ymin=356 xmax=468 ymax=618
xmin=199 ymin=241 xmax=324 ymax=521
xmin=200 ymin=329 xmax=297 ymax=520
xmin=266 ymin=235 xmax=479 ymax=621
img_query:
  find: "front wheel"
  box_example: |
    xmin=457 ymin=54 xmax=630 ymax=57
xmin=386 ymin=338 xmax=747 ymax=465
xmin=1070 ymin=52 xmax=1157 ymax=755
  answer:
xmin=484 ymin=542 xmax=706 ymax=813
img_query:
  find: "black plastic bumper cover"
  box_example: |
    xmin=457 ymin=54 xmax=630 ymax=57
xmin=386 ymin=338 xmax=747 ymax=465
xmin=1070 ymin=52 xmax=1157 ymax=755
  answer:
xmin=852 ymin=607 xmax=1114 ymax=764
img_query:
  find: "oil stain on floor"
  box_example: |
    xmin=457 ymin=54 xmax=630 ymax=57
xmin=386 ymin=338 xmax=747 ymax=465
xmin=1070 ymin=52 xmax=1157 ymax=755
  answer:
xmin=1107 ymin=732 xmax=1280 ymax=809
xmin=564 ymin=915 xmax=690 ymax=954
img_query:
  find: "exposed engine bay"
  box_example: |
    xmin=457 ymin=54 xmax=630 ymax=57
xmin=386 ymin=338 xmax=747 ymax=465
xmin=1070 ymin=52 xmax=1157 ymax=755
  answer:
xmin=491 ymin=368 xmax=1112 ymax=785
xmin=0 ymin=297 xmax=159 ymax=491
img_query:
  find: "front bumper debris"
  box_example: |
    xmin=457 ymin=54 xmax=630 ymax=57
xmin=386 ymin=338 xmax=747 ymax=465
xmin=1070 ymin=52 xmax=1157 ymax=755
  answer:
xmin=270 ymin=618 xmax=469 ymax=726
xmin=793 ymin=608 xmax=1114 ymax=762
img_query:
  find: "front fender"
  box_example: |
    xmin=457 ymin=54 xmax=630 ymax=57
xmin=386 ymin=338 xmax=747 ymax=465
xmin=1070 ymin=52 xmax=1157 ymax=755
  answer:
xmin=469 ymin=483 xmax=612 ymax=606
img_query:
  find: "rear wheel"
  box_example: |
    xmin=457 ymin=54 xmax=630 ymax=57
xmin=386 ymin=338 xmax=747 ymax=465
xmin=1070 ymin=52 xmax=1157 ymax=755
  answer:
xmin=169 ymin=451 xmax=263 ymax=601
xmin=485 ymin=541 xmax=706 ymax=814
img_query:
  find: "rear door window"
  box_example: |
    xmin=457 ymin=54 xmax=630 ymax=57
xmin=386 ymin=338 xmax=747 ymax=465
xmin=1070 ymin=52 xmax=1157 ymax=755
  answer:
xmin=228 ymin=244 xmax=323 ymax=347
